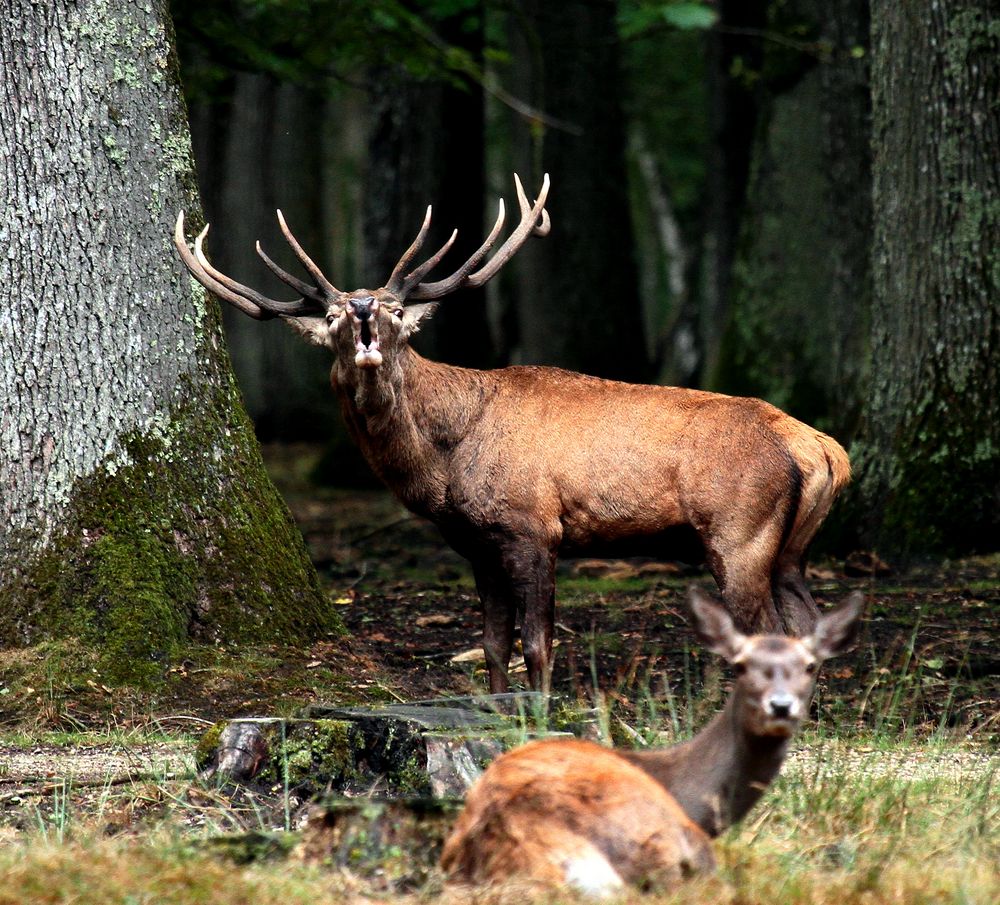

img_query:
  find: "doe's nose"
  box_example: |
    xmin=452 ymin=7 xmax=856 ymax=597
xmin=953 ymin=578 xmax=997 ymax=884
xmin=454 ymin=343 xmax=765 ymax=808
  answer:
xmin=349 ymin=296 xmax=378 ymax=320
xmin=766 ymin=692 xmax=797 ymax=720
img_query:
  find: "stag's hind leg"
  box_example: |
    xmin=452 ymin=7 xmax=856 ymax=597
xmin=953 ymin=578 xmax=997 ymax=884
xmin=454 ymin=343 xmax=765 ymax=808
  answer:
xmin=772 ymin=461 xmax=841 ymax=634
xmin=704 ymin=517 xmax=787 ymax=634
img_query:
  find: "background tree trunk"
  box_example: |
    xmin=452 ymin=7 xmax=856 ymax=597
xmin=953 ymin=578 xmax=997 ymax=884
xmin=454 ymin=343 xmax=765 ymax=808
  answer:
xmin=0 ymin=0 xmax=341 ymax=684
xmin=712 ymin=0 xmax=872 ymax=440
xmin=855 ymin=0 xmax=1000 ymax=554
xmin=506 ymin=0 xmax=649 ymax=381
xmin=364 ymin=6 xmax=492 ymax=369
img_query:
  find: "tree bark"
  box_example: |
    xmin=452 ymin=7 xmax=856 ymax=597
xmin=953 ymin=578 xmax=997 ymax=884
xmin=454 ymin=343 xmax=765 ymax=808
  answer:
xmin=0 ymin=0 xmax=341 ymax=683
xmin=857 ymin=0 xmax=1000 ymax=554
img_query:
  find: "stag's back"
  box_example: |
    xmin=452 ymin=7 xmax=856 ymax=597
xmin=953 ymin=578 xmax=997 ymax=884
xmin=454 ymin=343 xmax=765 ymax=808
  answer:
xmin=440 ymin=737 xmax=714 ymax=896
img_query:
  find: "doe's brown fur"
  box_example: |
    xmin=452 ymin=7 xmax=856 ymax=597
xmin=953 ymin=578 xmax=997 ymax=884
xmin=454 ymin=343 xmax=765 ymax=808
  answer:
xmin=440 ymin=588 xmax=863 ymax=897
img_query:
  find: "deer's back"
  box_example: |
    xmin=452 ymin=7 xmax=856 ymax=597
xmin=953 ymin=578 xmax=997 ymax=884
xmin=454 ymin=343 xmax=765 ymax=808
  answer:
xmin=441 ymin=737 xmax=715 ymax=895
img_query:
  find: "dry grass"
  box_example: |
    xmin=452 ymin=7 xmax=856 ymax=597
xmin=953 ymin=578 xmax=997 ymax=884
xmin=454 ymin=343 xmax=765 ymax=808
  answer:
xmin=0 ymin=735 xmax=995 ymax=905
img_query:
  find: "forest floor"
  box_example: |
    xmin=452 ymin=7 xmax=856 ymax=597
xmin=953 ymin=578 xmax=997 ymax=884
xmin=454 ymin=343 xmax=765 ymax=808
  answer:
xmin=0 ymin=444 xmax=996 ymax=903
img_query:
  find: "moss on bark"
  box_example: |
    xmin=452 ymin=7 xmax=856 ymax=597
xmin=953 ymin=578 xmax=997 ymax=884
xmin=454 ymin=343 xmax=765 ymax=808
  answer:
xmin=1 ymin=374 xmax=343 ymax=687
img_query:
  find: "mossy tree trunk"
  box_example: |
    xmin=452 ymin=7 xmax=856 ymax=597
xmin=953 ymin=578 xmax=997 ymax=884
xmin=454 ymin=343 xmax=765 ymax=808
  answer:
xmin=0 ymin=0 xmax=342 ymax=684
xmin=855 ymin=1 xmax=1000 ymax=554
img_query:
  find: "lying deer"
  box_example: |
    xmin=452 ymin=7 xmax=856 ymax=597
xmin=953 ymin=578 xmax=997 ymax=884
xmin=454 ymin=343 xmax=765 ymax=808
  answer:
xmin=440 ymin=587 xmax=863 ymax=897
xmin=174 ymin=174 xmax=851 ymax=692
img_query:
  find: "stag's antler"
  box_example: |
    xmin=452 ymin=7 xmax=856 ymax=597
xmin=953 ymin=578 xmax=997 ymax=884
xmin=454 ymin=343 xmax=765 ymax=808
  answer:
xmin=388 ymin=173 xmax=551 ymax=301
xmin=174 ymin=173 xmax=550 ymax=316
xmin=173 ymin=211 xmax=334 ymax=320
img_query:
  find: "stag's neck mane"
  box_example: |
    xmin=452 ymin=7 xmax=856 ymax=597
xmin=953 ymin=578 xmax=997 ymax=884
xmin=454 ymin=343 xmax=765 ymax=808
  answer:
xmin=332 ymin=348 xmax=494 ymax=511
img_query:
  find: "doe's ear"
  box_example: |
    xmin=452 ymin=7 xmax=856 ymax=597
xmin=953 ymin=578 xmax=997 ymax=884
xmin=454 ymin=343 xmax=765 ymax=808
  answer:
xmin=281 ymin=315 xmax=329 ymax=347
xmin=809 ymin=591 xmax=864 ymax=660
xmin=687 ymin=586 xmax=746 ymax=662
xmin=400 ymin=302 xmax=438 ymax=339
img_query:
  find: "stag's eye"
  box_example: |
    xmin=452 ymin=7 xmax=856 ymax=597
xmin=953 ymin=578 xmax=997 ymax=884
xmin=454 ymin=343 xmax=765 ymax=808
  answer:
xmin=392 ymin=308 xmax=404 ymax=320
xmin=804 ymin=661 xmax=817 ymax=674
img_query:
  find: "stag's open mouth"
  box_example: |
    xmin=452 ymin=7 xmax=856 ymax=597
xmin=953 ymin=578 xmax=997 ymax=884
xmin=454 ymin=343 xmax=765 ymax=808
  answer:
xmin=352 ymin=316 xmax=383 ymax=368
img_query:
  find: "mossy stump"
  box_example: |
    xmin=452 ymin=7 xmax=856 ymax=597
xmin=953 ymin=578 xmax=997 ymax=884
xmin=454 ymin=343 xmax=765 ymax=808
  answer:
xmin=197 ymin=694 xmax=571 ymax=798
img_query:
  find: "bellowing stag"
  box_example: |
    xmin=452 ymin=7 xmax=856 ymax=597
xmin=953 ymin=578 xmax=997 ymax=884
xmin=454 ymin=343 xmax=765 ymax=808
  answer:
xmin=174 ymin=175 xmax=850 ymax=693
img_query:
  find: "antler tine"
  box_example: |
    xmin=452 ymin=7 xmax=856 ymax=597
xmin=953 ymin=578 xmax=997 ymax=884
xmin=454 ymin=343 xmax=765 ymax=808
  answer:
xmin=276 ymin=209 xmax=340 ymax=298
xmin=513 ymin=173 xmax=550 ymax=236
xmin=408 ymin=199 xmax=507 ymax=300
xmin=255 ymin=241 xmax=328 ymax=304
xmin=463 ymin=173 xmax=550 ymax=290
xmin=193 ymin=225 xmax=319 ymax=317
xmin=386 ymin=205 xmax=433 ymax=293
xmin=174 ymin=212 xmax=273 ymax=320
xmin=400 ymin=229 xmax=458 ymax=295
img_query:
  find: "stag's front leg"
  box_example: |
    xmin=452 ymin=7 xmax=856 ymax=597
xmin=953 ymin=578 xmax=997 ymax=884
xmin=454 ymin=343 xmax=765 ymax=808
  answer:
xmin=505 ymin=545 xmax=558 ymax=693
xmin=472 ymin=562 xmax=517 ymax=694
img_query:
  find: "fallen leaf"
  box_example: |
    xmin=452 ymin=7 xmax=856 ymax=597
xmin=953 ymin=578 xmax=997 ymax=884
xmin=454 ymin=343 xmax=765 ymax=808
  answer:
xmin=415 ymin=614 xmax=458 ymax=627
xmin=450 ymin=648 xmax=485 ymax=663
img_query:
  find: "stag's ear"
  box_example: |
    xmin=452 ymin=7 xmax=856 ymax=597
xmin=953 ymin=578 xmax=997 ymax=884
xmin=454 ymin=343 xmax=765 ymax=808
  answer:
xmin=808 ymin=592 xmax=864 ymax=660
xmin=281 ymin=315 xmax=330 ymax=347
xmin=400 ymin=302 xmax=438 ymax=339
xmin=687 ymin=586 xmax=746 ymax=662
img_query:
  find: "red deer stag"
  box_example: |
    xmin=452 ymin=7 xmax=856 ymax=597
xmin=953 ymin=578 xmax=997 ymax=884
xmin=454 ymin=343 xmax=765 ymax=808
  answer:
xmin=174 ymin=174 xmax=850 ymax=693
xmin=440 ymin=587 xmax=863 ymax=897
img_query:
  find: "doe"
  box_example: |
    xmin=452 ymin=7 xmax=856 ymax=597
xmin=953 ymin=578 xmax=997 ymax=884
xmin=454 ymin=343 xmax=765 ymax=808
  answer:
xmin=440 ymin=587 xmax=863 ymax=897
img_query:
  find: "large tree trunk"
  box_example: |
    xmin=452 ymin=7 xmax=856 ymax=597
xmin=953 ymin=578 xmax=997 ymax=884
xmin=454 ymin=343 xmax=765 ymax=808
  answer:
xmin=0 ymin=0 xmax=341 ymax=683
xmin=856 ymin=1 xmax=1000 ymax=554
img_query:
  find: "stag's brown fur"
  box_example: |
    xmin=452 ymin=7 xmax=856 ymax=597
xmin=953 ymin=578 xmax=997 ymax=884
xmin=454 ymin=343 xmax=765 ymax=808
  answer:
xmin=334 ymin=342 xmax=850 ymax=690
xmin=441 ymin=589 xmax=863 ymax=897
xmin=174 ymin=176 xmax=851 ymax=693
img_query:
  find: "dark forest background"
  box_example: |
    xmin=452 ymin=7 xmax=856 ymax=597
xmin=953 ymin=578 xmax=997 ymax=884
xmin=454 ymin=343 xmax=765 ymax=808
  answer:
xmin=168 ymin=0 xmax=999 ymax=559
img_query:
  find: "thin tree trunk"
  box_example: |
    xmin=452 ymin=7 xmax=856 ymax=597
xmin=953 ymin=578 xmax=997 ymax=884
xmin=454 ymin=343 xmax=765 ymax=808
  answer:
xmin=857 ymin=1 xmax=1000 ymax=554
xmin=0 ymin=0 xmax=340 ymax=683
xmin=507 ymin=0 xmax=649 ymax=381
xmin=363 ymin=6 xmax=491 ymax=368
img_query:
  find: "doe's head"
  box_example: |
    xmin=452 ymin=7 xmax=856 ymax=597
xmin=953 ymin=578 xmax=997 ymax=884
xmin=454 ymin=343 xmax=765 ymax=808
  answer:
xmin=687 ymin=587 xmax=863 ymax=738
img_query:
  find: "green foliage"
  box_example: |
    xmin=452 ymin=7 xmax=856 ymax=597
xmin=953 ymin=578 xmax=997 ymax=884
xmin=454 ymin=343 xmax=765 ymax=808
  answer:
xmin=618 ymin=1 xmax=718 ymax=39
xmin=169 ymin=0 xmax=487 ymax=100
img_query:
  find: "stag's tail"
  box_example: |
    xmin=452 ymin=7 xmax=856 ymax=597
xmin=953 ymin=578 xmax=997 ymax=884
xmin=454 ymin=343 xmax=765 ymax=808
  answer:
xmin=781 ymin=428 xmax=851 ymax=561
